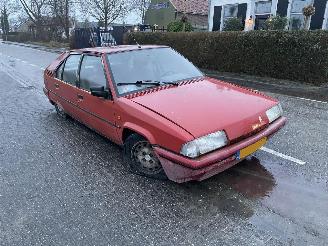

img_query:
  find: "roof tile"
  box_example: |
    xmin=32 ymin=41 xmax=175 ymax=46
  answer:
xmin=170 ymin=0 xmax=208 ymax=15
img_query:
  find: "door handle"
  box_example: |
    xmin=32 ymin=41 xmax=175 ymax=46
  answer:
xmin=54 ymin=83 xmax=59 ymax=89
xmin=77 ymin=94 xmax=84 ymax=100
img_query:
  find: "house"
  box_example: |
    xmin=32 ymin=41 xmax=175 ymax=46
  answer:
xmin=144 ymin=0 xmax=209 ymax=31
xmin=209 ymin=0 xmax=328 ymax=31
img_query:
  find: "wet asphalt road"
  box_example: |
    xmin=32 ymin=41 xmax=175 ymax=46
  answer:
xmin=0 ymin=42 xmax=327 ymax=246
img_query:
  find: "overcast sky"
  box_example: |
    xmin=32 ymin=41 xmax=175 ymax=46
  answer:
xmin=123 ymin=12 xmax=141 ymax=24
xmin=74 ymin=10 xmax=142 ymax=25
xmin=8 ymin=4 xmax=142 ymax=26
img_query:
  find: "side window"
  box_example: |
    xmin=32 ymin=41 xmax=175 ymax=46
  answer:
xmin=79 ymin=56 xmax=108 ymax=91
xmin=62 ymin=55 xmax=81 ymax=85
xmin=56 ymin=62 xmax=65 ymax=80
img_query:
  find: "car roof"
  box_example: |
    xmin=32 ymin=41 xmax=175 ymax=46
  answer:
xmin=75 ymin=45 xmax=169 ymax=55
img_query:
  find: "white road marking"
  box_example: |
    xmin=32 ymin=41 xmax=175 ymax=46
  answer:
xmin=0 ymin=53 xmax=44 ymax=70
xmin=1 ymin=63 xmax=30 ymax=88
xmin=293 ymin=96 xmax=327 ymax=105
xmin=260 ymin=147 xmax=306 ymax=165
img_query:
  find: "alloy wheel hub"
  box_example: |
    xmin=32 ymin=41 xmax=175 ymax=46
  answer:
xmin=132 ymin=141 xmax=161 ymax=172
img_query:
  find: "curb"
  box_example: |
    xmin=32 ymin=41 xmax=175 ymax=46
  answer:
xmin=205 ymin=71 xmax=328 ymax=103
xmin=1 ymin=41 xmax=66 ymax=54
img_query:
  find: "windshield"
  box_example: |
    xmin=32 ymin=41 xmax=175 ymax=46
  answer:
xmin=107 ymin=48 xmax=203 ymax=95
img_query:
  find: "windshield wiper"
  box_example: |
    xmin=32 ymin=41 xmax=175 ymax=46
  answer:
xmin=117 ymin=80 xmax=179 ymax=87
xmin=161 ymin=81 xmax=180 ymax=86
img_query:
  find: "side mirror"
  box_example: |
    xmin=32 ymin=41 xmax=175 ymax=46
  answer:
xmin=90 ymin=86 xmax=111 ymax=99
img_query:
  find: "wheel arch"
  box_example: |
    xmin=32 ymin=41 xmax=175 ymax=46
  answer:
xmin=121 ymin=123 xmax=156 ymax=145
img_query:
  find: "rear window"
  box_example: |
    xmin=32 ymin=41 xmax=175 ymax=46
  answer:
xmin=62 ymin=55 xmax=81 ymax=85
xmin=79 ymin=56 xmax=108 ymax=91
xmin=56 ymin=62 xmax=65 ymax=80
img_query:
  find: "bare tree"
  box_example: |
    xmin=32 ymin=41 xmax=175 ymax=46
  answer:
xmin=129 ymin=0 xmax=150 ymax=24
xmin=49 ymin=0 xmax=71 ymax=41
xmin=79 ymin=0 xmax=127 ymax=30
xmin=18 ymin=0 xmax=49 ymax=38
xmin=0 ymin=0 xmax=18 ymax=13
xmin=1 ymin=6 xmax=10 ymax=35
xmin=0 ymin=0 xmax=19 ymax=38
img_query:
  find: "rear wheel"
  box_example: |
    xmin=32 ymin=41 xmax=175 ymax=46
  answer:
xmin=123 ymin=134 xmax=167 ymax=180
xmin=54 ymin=103 xmax=68 ymax=119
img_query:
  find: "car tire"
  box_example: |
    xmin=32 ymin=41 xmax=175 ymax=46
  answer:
xmin=54 ymin=103 xmax=68 ymax=119
xmin=123 ymin=134 xmax=168 ymax=180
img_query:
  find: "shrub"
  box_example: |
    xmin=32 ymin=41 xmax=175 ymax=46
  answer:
xmin=303 ymin=5 xmax=316 ymax=30
xmin=167 ymin=20 xmax=193 ymax=32
xmin=125 ymin=31 xmax=328 ymax=85
xmin=265 ymin=15 xmax=288 ymax=30
xmin=6 ymin=32 xmax=34 ymax=42
xmin=303 ymin=5 xmax=316 ymax=16
xmin=223 ymin=18 xmax=244 ymax=31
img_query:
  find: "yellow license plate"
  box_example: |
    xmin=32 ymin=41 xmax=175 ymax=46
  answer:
xmin=238 ymin=137 xmax=267 ymax=160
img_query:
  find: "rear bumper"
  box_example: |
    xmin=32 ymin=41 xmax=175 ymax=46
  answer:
xmin=154 ymin=117 xmax=287 ymax=183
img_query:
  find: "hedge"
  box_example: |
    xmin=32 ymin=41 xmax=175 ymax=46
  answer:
xmin=125 ymin=31 xmax=328 ymax=85
xmin=6 ymin=32 xmax=34 ymax=43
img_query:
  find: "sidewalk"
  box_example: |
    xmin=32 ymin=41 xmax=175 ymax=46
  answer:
xmin=1 ymin=40 xmax=66 ymax=54
xmin=204 ymin=69 xmax=328 ymax=102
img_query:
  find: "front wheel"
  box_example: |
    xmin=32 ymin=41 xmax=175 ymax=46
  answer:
xmin=123 ymin=134 xmax=167 ymax=180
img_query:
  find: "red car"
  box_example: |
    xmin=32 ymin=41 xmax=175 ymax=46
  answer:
xmin=43 ymin=45 xmax=286 ymax=183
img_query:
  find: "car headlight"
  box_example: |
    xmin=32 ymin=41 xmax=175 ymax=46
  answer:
xmin=180 ymin=131 xmax=228 ymax=158
xmin=266 ymin=104 xmax=283 ymax=123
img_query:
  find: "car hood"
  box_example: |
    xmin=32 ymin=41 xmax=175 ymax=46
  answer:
xmin=130 ymin=78 xmax=278 ymax=140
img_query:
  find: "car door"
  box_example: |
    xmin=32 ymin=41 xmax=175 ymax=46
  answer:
xmin=55 ymin=54 xmax=82 ymax=119
xmin=76 ymin=54 xmax=119 ymax=142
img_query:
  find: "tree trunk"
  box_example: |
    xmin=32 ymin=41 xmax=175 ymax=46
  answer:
xmin=104 ymin=8 xmax=108 ymax=31
xmin=35 ymin=20 xmax=43 ymax=40
xmin=141 ymin=0 xmax=146 ymax=24
xmin=304 ymin=16 xmax=311 ymax=30
xmin=65 ymin=0 xmax=70 ymax=42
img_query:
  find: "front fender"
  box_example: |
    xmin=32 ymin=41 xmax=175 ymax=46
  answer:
xmin=120 ymin=122 xmax=156 ymax=145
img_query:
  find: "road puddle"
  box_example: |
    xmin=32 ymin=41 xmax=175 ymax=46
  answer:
xmin=218 ymin=157 xmax=276 ymax=198
xmin=177 ymin=155 xmax=328 ymax=244
xmin=219 ymin=156 xmax=328 ymax=244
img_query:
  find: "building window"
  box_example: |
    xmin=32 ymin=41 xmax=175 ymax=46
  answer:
xmin=323 ymin=1 xmax=328 ymax=30
xmin=254 ymin=1 xmax=272 ymax=30
xmin=289 ymin=0 xmax=314 ymax=30
xmin=290 ymin=14 xmax=304 ymax=29
xmin=222 ymin=4 xmax=239 ymax=29
xmin=291 ymin=0 xmax=313 ymax=13
xmin=224 ymin=4 xmax=238 ymax=18
xmin=255 ymin=1 xmax=272 ymax=14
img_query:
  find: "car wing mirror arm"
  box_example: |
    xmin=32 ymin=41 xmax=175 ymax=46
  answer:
xmin=90 ymin=86 xmax=112 ymax=100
